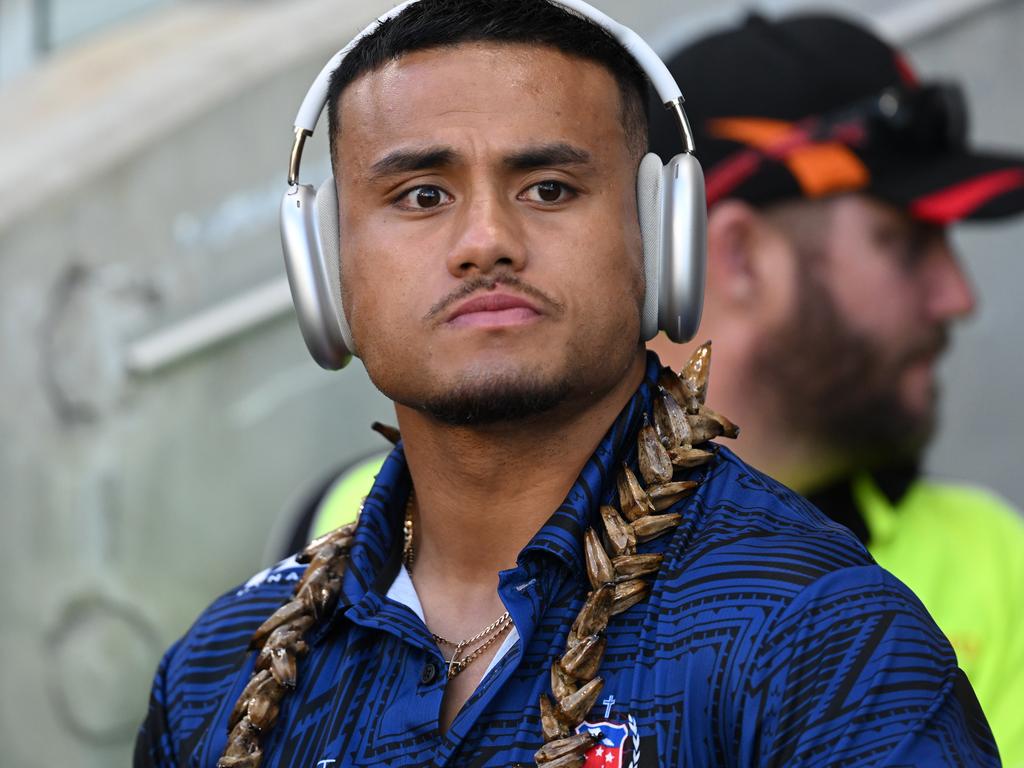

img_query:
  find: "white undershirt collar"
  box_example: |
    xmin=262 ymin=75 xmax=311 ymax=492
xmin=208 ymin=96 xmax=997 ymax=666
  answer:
xmin=385 ymin=565 xmax=520 ymax=680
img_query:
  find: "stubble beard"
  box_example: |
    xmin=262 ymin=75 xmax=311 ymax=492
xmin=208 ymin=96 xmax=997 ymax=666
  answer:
xmin=415 ymin=367 xmax=573 ymax=426
xmin=383 ymin=326 xmax=641 ymax=429
xmin=370 ymin=269 xmax=646 ymax=428
xmin=749 ymin=262 xmax=944 ymax=475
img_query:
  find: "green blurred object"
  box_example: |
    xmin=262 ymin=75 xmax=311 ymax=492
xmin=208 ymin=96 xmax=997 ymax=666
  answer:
xmin=855 ymin=473 xmax=1024 ymax=766
xmin=310 ymin=453 xmax=389 ymax=539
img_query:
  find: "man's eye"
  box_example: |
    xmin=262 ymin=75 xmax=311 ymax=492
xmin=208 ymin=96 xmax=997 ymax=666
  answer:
xmin=522 ymin=181 xmax=576 ymax=204
xmin=396 ymin=186 xmax=452 ymax=210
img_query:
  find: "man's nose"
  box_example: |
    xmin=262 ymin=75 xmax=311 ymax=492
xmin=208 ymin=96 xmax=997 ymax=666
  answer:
xmin=921 ymin=236 xmax=976 ymax=322
xmin=445 ymin=191 xmax=527 ymax=278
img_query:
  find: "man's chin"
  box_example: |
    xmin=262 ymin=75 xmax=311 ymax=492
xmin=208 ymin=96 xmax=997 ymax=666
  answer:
xmin=412 ymin=369 xmax=572 ymax=427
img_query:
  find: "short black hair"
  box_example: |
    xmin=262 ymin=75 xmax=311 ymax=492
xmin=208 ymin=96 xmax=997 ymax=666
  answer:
xmin=326 ymin=0 xmax=649 ymax=164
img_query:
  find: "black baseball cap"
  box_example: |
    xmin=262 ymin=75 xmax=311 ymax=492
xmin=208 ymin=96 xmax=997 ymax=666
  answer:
xmin=649 ymin=13 xmax=1024 ymax=224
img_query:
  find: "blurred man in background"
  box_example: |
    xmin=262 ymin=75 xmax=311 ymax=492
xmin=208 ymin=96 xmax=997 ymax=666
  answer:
xmin=649 ymin=13 xmax=1024 ymax=764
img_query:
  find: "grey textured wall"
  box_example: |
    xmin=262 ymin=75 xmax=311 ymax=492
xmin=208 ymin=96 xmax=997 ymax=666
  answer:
xmin=0 ymin=0 xmax=1021 ymax=765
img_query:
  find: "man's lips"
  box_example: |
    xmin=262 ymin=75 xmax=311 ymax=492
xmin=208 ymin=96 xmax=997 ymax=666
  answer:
xmin=446 ymin=291 xmax=543 ymax=328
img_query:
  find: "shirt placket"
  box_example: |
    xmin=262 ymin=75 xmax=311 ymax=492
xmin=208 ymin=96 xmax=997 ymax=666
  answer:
xmin=432 ymin=559 xmax=556 ymax=767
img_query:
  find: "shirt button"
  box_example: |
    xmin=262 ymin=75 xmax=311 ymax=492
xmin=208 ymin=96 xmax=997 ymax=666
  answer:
xmin=420 ymin=662 xmax=438 ymax=685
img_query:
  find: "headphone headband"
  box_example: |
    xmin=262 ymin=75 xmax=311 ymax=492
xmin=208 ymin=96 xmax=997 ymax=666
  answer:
xmin=280 ymin=0 xmax=708 ymax=370
xmin=287 ymin=0 xmax=696 ymax=185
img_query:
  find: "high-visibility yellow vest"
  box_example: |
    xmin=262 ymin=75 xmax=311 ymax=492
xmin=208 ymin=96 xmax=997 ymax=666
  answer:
xmin=854 ymin=473 xmax=1024 ymax=767
xmin=310 ymin=453 xmax=389 ymax=539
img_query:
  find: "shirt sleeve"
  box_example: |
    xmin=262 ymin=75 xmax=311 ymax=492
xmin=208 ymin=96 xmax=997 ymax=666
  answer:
xmin=134 ymin=640 xmax=181 ymax=768
xmin=737 ymin=565 xmax=1000 ymax=767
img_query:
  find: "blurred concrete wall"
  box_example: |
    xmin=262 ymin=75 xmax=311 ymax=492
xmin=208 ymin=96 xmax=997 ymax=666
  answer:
xmin=0 ymin=0 xmax=1021 ymax=765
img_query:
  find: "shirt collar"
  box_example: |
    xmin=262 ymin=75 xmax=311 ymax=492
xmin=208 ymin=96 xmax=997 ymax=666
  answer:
xmin=336 ymin=352 xmax=665 ymax=610
xmin=338 ymin=447 xmax=409 ymax=610
xmin=517 ymin=352 xmax=664 ymax=575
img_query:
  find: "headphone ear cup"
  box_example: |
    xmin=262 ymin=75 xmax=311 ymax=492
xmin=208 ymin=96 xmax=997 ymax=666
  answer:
xmin=314 ymin=177 xmax=356 ymax=354
xmin=279 ymin=177 xmax=353 ymax=370
xmin=658 ymin=154 xmax=706 ymax=343
xmin=636 ymin=152 xmax=665 ymax=341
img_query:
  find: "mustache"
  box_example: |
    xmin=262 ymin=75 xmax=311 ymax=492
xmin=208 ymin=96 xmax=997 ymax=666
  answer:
xmin=424 ymin=273 xmax=565 ymax=322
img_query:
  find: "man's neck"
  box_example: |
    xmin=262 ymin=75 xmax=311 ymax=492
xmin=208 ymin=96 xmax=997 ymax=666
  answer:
xmin=396 ymin=354 xmax=647 ymax=588
xmin=706 ymin=377 xmax=848 ymax=495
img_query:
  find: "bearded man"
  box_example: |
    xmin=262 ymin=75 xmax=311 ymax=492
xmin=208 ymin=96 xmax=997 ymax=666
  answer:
xmin=648 ymin=13 xmax=1024 ymax=765
xmin=136 ymin=2 xmax=998 ymax=766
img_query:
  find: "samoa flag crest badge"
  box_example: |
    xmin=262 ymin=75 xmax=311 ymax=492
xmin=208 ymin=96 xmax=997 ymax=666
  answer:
xmin=575 ymin=715 xmax=640 ymax=768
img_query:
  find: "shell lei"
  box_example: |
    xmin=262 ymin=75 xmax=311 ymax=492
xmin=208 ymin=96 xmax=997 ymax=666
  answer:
xmin=217 ymin=343 xmax=737 ymax=768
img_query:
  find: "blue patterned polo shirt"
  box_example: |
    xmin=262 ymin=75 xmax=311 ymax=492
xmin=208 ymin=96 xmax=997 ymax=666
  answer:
xmin=136 ymin=354 xmax=998 ymax=767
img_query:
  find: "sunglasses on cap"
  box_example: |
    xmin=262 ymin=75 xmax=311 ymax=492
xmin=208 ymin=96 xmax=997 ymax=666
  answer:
xmin=817 ymin=81 xmax=968 ymax=155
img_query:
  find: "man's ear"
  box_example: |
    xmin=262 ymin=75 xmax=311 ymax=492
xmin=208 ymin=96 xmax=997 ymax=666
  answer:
xmin=706 ymin=199 xmax=766 ymax=308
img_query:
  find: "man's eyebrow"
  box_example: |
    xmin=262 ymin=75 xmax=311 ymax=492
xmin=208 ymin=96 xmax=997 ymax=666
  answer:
xmin=504 ymin=143 xmax=592 ymax=170
xmin=368 ymin=146 xmax=458 ymax=178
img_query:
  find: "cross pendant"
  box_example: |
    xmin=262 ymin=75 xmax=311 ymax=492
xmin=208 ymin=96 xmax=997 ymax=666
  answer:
xmin=447 ymin=642 xmax=467 ymax=678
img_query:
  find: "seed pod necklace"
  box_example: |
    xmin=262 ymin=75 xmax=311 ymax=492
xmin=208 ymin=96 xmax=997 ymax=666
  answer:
xmin=218 ymin=344 xmax=736 ymax=768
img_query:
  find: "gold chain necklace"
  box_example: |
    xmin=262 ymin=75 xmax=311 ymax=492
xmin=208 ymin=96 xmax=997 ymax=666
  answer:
xmin=430 ymin=610 xmax=510 ymax=648
xmin=402 ymin=492 xmax=415 ymax=569
xmin=434 ymin=613 xmax=514 ymax=678
xmin=404 ymin=492 xmax=513 ymax=679
xmin=218 ymin=343 xmax=736 ymax=768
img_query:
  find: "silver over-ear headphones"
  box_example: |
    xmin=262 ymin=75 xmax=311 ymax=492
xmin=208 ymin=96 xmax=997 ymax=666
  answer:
xmin=281 ymin=0 xmax=706 ymax=370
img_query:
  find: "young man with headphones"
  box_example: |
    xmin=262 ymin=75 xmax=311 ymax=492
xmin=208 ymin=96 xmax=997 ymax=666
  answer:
xmin=647 ymin=14 xmax=1024 ymax=765
xmin=136 ymin=2 xmax=997 ymax=766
